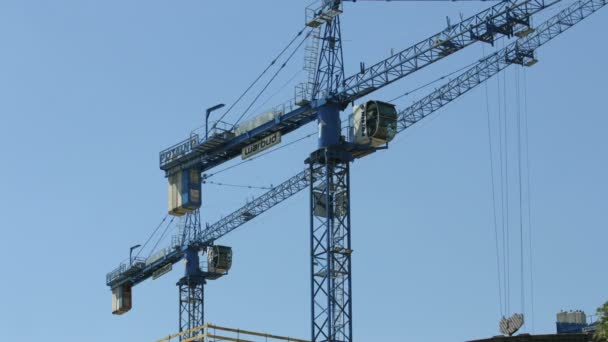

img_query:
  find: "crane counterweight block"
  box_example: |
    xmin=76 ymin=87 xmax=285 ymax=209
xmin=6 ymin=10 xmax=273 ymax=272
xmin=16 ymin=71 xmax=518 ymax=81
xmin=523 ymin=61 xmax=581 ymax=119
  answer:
xmin=111 ymin=283 xmax=132 ymax=315
xmin=167 ymin=168 xmax=202 ymax=216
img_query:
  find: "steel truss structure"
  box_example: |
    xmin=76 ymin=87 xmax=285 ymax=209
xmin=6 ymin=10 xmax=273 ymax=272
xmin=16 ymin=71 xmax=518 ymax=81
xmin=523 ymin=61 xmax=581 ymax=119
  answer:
xmin=178 ymin=277 xmax=205 ymax=340
xmin=312 ymin=3 xmax=345 ymax=101
xmin=308 ymin=149 xmax=353 ymax=342
xmin=398 ymin=0 xmax=607 ymax=132
xmin=338 ymin=0 xmax=553 ymax=102
xmin=105 ymin=0 xmax=607 ymax=340
xmin=177 ymin=211 xmax=205 ymax=339
xmin=200 ymin=169 xmax=311 ymax=243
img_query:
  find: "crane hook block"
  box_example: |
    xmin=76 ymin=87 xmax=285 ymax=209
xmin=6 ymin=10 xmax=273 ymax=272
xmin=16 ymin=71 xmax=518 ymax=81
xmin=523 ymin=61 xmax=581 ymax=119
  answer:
xmin=168 ymin=168 xmax=202 ymax=216
xmin=352 ymin=100 xmax=398 ymax=148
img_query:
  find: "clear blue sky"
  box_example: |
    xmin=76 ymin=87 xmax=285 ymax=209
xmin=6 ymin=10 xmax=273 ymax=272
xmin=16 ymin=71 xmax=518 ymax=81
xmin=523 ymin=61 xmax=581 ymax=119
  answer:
xmin=0 ymin=1 xmax=606 ymax=341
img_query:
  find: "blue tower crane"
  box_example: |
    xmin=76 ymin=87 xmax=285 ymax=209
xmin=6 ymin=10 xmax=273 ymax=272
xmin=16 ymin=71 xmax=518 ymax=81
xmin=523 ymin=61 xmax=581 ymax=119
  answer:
xmin=156 ymin=0 xmax=555 ymax=177
xmin=105 ymin=0 xmax=607 ymax=340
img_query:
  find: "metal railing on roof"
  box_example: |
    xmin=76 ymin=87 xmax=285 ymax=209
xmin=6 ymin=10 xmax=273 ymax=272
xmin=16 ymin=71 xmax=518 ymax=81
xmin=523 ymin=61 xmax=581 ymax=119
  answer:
xmin=156 ymin=323 xmax=310 ymax=342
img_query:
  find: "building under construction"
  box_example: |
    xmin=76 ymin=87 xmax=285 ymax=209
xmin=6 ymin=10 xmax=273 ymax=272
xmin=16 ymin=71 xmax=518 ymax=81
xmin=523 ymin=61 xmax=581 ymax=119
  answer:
xmin=469 ymin=333 xmax=598 ymax=342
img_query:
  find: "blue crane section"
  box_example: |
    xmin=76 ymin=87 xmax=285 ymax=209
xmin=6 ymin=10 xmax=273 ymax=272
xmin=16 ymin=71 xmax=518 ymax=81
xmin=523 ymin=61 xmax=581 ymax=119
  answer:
xmin=200 ymin=0 xmax=608 ymax=256
xmin=106 ymin=0 xmax=605 ymax=292
xmin=106 ymin=0 xmax=607 ymax=339
xmin=157 ymin=0 xmax=555 ymax=178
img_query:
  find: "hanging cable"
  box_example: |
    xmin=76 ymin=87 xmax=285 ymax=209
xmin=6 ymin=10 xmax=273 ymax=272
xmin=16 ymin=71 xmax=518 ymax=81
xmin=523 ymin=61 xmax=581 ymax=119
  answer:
xmin=248 ymin=69 xmax=304 ymax=121
xmin=135 ymin=214 xmax=169 ymax=259
xmin=503 ymin=58 xmax=512 ymax=316
xmin=205 ymin=131 xmax=316 ymax=178
xmin=148 ymin=216 xmax=176 ymax=259
xmin=496 ymin=67 xmax=509 ymax=316
xmin=516 ymin=66 xmax=526 ymax=325
xmin=483 ymin=43 xmax=505 ymax=319
xmin=388 ymin=35 xmax=511 ymax=104
xmin=523 ymin=68 xmax=536 ymax=332
xmin=204 ymin=180 xmax=273 ymax=190
xmin=231 ymin=30 xmax=314 ymax=129
xmin=214 ymin=27 xmax=310 ymax=126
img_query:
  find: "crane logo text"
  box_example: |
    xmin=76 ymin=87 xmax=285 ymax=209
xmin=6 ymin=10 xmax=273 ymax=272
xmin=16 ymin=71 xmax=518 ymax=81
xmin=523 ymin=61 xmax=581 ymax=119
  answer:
xmin=242 ymin=132 xmax=281 ymax=160
xmin=160 ymin=136 xmax=199 ymax=166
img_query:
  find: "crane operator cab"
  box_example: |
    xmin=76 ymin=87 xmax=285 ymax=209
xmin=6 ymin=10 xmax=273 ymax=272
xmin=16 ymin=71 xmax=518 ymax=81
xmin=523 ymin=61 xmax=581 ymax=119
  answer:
xmin=352 ymin=100 xmax=398 ymax=148
xmin=206 ymin=245 xmax=233 ymax=280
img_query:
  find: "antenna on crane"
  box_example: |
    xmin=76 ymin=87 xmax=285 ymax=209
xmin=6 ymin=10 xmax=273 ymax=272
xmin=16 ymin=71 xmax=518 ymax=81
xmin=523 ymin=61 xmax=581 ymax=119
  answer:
xmin=205 ymin=104 xmax=225 ymax=140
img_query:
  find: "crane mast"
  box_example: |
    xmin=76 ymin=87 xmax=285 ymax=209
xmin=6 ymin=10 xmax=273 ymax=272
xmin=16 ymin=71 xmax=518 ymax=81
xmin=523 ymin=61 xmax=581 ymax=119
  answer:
xmin=305 ymin=2 xmax=354 ymax=341
xmin=104 ymin=0 xmax=607 ymax=340
xmin=177 ymin=212 xmax=205 ymax=339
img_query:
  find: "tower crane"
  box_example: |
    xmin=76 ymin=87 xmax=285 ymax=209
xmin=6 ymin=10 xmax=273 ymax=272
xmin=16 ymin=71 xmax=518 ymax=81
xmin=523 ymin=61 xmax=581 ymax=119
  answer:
xmin=105 ymin=0 xmax=606 ymax=341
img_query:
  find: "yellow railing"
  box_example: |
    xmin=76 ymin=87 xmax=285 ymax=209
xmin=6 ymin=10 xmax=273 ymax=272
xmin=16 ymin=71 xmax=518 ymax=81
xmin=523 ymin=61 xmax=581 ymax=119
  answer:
xmin=156 ymin=323 xmax=309 ymax=342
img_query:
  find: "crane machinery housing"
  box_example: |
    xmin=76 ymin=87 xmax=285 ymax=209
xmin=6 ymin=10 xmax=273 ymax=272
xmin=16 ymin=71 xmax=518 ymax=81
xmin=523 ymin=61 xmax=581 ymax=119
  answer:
xmin=105 ymin=0 xmax=607 ymax=341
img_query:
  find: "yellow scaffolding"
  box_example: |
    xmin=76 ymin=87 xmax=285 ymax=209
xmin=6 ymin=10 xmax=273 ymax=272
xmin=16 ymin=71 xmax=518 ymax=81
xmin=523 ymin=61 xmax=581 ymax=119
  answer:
xmin=156 ymin=323 xmax=310 ymax=342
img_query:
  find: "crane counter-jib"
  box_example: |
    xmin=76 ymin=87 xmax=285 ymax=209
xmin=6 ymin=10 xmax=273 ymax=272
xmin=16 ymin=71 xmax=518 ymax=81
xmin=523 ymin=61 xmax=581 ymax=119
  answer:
xmin=106 ymin=247 xmax=185 ymax=289
xmin=157 ymin=0 xmax=557 ymax=179
xmin=159 ymin=104 xmax=316 ymax=175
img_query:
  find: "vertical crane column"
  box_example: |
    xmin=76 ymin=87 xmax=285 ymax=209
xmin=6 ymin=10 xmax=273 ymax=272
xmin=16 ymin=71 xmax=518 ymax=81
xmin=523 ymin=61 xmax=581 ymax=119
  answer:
xmin=308 ymin=147 xmax=353 ymax=342
xmin=308 ymin=1 xmax=351 ymax=341
xmin=177 ymin=210 xmax=206 ymax=341
xmin=178 ymin=273 xmax=205 ymax=340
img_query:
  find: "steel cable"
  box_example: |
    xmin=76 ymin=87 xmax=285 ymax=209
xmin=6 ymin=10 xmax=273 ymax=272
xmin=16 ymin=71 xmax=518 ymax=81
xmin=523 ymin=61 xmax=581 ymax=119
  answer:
xmin=135 ymin=214 xmax=168 ymax=259
xmin=231 ymin=30 xmax=314 ymax=130
xmin=148 ymin=216 xmax=176 ymax=259
xmin=523 ymin=68 xmax=536 ymax=332
xmin=205 ymin=131 xmax=316 ymax=178
xmin=214 ymin=27 xmax=310 ymax=127
xmin=204 ymin=181 xmax=273 ymax=190
xmin=482 ymin=43 xmax=505 ymax=318
xmin=516 ymin=66 xmax=526 ymax=326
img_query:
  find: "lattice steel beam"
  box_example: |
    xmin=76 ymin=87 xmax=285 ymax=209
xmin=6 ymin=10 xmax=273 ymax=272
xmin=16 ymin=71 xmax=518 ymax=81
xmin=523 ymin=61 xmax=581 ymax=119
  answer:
xmin=337 ymin=0 xmax=556 ymax=102
xmin=308 ymin=151 xmax=353 ymax=342
xmin=397 ymin=0 xmax=607 ymax=132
